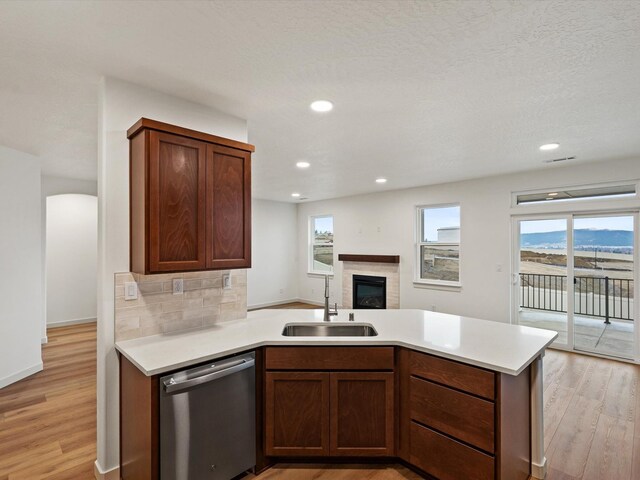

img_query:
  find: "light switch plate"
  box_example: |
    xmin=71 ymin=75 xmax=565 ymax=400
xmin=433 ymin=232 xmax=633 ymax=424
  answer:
xmin=222 ymin=274 xmax=232 ymax=290
xmin=124 ymin=282 xmax=138 ymax=301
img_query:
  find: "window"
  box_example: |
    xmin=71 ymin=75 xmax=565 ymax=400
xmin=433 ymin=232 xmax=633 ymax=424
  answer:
xmin=515 ymin=183 xmax=636 ymax=205
xmin=309 ymin=215 xmax=334 ymax=274
xmin=416 ymin=204 xmax=460 ymax=285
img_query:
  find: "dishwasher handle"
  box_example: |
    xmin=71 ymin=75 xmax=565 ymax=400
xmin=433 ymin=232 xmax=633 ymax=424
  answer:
xmin=163 ymin=357 xmax=255 ymax=395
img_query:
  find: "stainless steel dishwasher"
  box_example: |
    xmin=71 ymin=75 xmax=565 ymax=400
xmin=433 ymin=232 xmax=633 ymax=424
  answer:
xmin=160 ymin=352 xmax=256 ymax=480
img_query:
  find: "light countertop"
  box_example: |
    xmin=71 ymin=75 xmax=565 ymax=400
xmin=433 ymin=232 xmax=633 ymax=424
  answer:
xmin=115 ymin=309 xmax=557 ymax=377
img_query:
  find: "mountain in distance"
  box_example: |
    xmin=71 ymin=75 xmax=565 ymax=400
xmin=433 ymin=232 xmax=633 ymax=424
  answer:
xmin=521 ymin=229 xmax=633 ymax=248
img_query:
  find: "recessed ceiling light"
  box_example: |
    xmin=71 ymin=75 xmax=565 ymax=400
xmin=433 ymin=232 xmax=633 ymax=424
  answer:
xmin=310 ymin=100 xmax=333 ymax=112
xmin=548 ymin=192 xmax=558 ymax=196
xmin=296 ymin=161 xmax=310 ymax=168
xmin=375 ymin=178 xmax=387 ymax=184
xmin=291 ymin=192 xmax=301 ymax=198
xmin=539 ymin=143 xmax=560 ymax=151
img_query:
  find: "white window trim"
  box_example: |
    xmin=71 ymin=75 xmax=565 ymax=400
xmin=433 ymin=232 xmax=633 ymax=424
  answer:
xmin=414 ymin=203 xmax=462 ymax=288
xmin=308 ymin=214 xmax=334 ymax=275
xmin=511 ymin=179 xmax=639 ymax=208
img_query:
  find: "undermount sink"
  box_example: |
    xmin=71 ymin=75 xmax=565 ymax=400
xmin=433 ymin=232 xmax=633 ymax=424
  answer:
xmin=281 ymin=322 xmax=378 ymax=337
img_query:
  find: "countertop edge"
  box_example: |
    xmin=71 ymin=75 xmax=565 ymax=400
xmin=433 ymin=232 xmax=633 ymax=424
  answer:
xmin=115 ymin=332 xmax=558 ymax=377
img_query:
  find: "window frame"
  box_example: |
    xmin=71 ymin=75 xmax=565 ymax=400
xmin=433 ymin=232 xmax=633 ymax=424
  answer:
xmin=414 ymin=203 xmax=461 ymax=288
xmin=308 ymin=214 xmax=334 ymax=275
xmin=512 ymin=180 xmax=639 ymax=207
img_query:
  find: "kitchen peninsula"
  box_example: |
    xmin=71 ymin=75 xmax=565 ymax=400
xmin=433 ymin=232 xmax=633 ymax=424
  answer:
xmin=116 ymin=309 xmax=557 ymax=480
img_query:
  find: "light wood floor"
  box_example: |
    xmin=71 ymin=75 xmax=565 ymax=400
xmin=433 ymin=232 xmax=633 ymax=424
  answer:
xmin=0 ymin=323 xmax=96 ymax=480
xmin=251 ymin=301 xmax=319 ymax=311
xmin=543 ymin=348 xmax=640 ymax=480
xmin=249 ymin=464 xmax=422 ymax=479
xmin=1 ymin=315 xmax=639 ymax=480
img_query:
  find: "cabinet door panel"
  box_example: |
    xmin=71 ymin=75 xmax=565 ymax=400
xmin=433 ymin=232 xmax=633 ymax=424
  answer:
xmin=148 ymin=131 xmax=206 ymax=272
xmin=410 ymin=376 xmax=495 ymax=453
xmin=265 ymin=346 xmax=394 ymax=371
xmin=206 ymin=144 xmax=251 ymax=269
xmin=410 ymin=422 xmax=494 ymax=480
xmin=410 ymin=350 xmax=495 ymax=400
xmin=330 ymin=372 xmax=394 ymax=456
xmin=265 ymin=372 xmax=330 ymax=456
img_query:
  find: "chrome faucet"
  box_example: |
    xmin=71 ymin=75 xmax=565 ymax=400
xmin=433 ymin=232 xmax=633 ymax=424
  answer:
xmin=323 ymin=275 xmax=338 ymax=322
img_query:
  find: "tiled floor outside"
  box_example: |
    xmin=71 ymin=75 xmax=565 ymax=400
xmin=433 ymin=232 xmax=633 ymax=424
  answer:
xmin=519 ymin=308 xmax=635 ymax=359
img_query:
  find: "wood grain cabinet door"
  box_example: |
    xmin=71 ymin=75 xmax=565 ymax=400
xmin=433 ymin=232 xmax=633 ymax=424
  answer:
xmin=206 ymin=144 xmax=251 ymax=269
xmin=330 ymin=372 xmax=394 ymax=456
xmin=265 ymin=372 xmax=330 ymax=456
xmin=148 ymin=131 xmax=206 ymax=272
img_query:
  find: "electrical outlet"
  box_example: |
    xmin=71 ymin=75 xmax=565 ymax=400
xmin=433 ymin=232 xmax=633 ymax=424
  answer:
xmin=279 ymin=288 xmax=284 ymax=295
xmin=223 ymin=274 xmax=232 ymax=290
xmin=172 ymin=278 xmax=184 ymax=295
xmin=124 ymin=282 xmax=138 ymax=301
xmin=430 ymin=305 xmax=436 ymax=312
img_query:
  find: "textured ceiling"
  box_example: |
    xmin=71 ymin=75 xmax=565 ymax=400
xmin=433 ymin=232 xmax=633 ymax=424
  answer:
xmin=1 ymin=1 xmax=640 ymax=201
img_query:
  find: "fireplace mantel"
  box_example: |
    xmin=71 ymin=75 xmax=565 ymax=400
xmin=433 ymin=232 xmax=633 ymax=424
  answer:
xmin=338 ymin=254 xmax=400 ymax=264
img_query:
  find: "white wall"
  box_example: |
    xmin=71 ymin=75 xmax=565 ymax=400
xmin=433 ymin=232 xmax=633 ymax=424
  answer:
xmin=248 ymin=199 xmax=298 ymax=308
xmin=97 ymin=77 xmax=248 ymax=475
xmin=46 ymin=194 xmax=97 ymax=326
xmin=41 ymin=176 xmax=98 ymax=339
xmin=43 ymin=175 xmax=98 ymax=197
xmin=297 ymin=158 xmax=640 ymax=323
xmin=0 ymin=145 xmax=43 ymax=388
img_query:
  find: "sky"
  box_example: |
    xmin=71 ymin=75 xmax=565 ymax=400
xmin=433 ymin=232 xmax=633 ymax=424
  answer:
xmin=520 ymin=216 xmax=634 ymax=234
xmin=423 ymin=205 xmax=460 ymax=242
xmin=314 ymin=215 xmax=333 ymax=234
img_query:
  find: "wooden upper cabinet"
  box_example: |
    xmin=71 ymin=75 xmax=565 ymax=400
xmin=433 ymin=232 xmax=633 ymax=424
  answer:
xmin=128 ymin=118 xmax=254 ymax=274
xmin=148 ymin=131 xmax=207 ymax=272
xmin=206 ymin=144 xmax=251 ymax=269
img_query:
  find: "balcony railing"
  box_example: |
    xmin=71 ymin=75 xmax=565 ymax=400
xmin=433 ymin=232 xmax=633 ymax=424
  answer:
xmin=519 ymin=273 xmax=634 ymax=322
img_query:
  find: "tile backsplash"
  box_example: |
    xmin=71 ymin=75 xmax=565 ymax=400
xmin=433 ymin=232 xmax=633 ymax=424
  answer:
xmin=114 ymin=270 xmax=247 ymax=341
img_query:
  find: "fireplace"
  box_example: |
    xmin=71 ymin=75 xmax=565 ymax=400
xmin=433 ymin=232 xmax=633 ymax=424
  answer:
xmin=352 ymin=274 xmax=387 ymax=309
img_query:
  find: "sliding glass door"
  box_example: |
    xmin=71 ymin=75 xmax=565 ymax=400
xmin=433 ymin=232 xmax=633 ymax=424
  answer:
xmin=513 ymin=212 xmax=637 ymax=360
xmin=516 ymin=217 xmax=571 ymax=348
xmin=572 ymin=214 xmax=634 ymax=358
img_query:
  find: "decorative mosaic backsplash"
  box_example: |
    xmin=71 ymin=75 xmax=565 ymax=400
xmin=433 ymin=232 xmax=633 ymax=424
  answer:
xmin=114 ymin=270 xmax=247 ymax=341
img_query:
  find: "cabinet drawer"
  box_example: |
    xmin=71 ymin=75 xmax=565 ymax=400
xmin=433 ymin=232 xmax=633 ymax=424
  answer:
xmin=410 ymin=351 xmax=495 ymax=400
xmin=410 ymin=377 xmax=494 ymax=453
xmin=410 ymin=422 xmax=494 ymax=480
xmin=265 ymin=347 xmax=394 ymax=371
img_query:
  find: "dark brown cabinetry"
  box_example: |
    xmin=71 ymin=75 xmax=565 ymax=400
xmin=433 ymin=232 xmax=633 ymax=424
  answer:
xmin=330 ymin=372 xmax=394 ymax=456
xmin=265 ymin=372 xmax=330 ymax=456
xmin=120 ymin=355 xmax=159 ymax=480
xmin=120 ymin=345 xmax=533 ymax=480
xmin=128 ymin=118 xmax=253 ymax=274
xmin=400 ymin=349 xmax=531 ymax=480
xmin=264 ymin=347 xmax=395 ymax=457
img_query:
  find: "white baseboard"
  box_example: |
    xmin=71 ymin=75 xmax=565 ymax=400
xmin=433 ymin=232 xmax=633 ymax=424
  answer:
xmin=41 ymin=336 xmax=48 ymax=344
xmin=48 ymin=317 xmax=97 ymax=328
xmin=248 ymin=298 xmax=300 ymax=310
xmin=0 ymin=361 xmax=43 ymax=389
xmin=296 ymin=297 xmax=324 ymax=307
xmin=531 ymin=457 xmax=547 ymax=479
xmin=94 ymin=460 xmax=120 ymax=480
